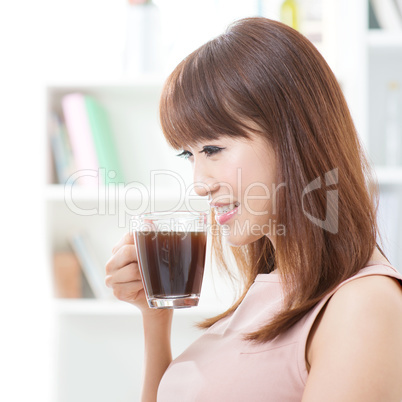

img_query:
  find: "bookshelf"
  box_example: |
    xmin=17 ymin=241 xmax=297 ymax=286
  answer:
xmin=46 ymin=1 xmax=402 ymax=400
xmin=329 ymin=0 xmax=402 ymax=271
xmin=46 ymin=79 xmax=236 ymax=401
xmin=368 ymin=30 xmax=402 ymax=48
xmin=365 ymin=21 xmax=402 ymax=268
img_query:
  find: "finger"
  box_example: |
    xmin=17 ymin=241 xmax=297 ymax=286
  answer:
xmin=105 ymin=263 xmax=142 ymax=288
xmin=105 ymin=244 xmax=137 ymax=275
xmin=112 ymin=281 xmax=144 ymax=302
xmin=112 ymin=232 xmax=134 ymax=255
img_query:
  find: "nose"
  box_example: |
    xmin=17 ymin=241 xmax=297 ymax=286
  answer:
xmin=192 ymin=162 xmax=220 ymax=197
xmin=193 ymin=180 xmax=219 ymax=197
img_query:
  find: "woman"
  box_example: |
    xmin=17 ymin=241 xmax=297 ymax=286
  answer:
xmin=105 ymin=18 xmax=402 ymax=401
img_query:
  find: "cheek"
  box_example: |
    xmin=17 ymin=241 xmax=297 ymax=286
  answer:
xmin=240 ymin=174 xmax=274 ymax=216
xmin=220 ymin=170 xmax=241 ymax=198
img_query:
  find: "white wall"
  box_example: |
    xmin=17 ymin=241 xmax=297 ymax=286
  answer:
xmin=0 ymin=2 xmax=51 ymax=401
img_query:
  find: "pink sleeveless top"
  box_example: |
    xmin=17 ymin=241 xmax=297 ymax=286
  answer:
xmin=157 ymin=263 xmax=402 ymax=401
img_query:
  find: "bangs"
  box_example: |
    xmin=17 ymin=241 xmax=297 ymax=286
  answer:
xmin=159 ymin=37 xmax=258 ymax=150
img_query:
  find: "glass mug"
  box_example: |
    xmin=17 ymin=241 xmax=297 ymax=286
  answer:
xmin=131 ymin=211 xmax=208 ymax=309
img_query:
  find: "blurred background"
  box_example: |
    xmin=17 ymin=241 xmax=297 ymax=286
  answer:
xmin=1 ymin=0 xmax=401 ymax=401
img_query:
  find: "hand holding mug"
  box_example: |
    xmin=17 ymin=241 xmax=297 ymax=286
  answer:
xmin=105 ymin=232 xmax=151 ymax=313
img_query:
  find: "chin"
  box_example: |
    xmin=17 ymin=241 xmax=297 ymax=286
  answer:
xmin=222 ymin=233 xmax=264 ymax=247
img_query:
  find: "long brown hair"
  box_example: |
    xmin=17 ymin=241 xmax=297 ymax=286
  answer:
xmin=159 ymin=17 xmax=385 ymax=342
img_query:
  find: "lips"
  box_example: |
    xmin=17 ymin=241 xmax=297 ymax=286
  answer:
xmin=211 ymin=202 xmax=240 ymax=225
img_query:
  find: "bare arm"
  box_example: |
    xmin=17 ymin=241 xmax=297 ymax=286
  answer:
xmin=105 ymin=232 xmax=173 ymax=402
xmin=141 ymin=309 xmax=173 ymax=402
xmin=303 ymin=275 xmax=402 ymax=401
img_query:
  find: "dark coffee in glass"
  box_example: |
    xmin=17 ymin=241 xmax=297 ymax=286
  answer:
xmin=131 ymin=212 xmax=208 ymax=309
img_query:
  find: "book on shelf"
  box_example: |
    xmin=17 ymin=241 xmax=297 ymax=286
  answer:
xmin=370 ymin=0 xmax=402 ymax=31
xmin=59 ymin=92 xmax=124 ymax=186
xmin=85 ymin=96 xmax=125 ymax=185
xmin=49 ymin=113 xmax=76 ymax=184
xmin=69 ymin=232 xmax=113 ymax=299
xmin=61 ymin=93 xmax=99 ymax=186
xmin=53 ymin=251 xmax=82 ymax=298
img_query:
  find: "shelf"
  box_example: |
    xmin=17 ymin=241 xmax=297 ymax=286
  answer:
xmin=53 ymin=298 xmax=227 ymax=317
xmin=45 ymin=75 xmax=165 ymax=91
xmin=46 ymin=184 xmax=209 ymax=203
xmin=46 ymin=184 xmax=175 ymax=202
xmin=368 ymin=30 xmax=402 ymax=49
xmin=374 ymin=166 xmax=402 ymax=185
xmin=46 ymin=184 xmax=97 ymax=201
xmin=54 ymin=298 xmax=140 ymax=315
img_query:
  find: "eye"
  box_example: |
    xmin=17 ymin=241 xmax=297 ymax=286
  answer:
xmin=176 ymin=150 xmax=193 ymax=160
xmin=200 ymin=146 xmax=225 ymax=157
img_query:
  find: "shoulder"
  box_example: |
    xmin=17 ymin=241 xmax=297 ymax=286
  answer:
xmin=329 ymin=272 xmax=402 ymax=309
xmin=303 ymin=273 xmax=402 ymax=401
xmin=323 ymin=274 xmax=402 ymax=339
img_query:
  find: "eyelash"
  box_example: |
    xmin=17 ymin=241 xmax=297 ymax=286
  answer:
xmin=177 ymin=150 xmax=193 ymax=160
xmin=177 ymin=146 xmax=225 ymax=160
xmin=202 ymin=146 xmax=225 ymax=157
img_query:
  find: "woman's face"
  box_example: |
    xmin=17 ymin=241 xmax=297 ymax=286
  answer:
xmin=180 ymin=134 xmax=279 ymax=247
